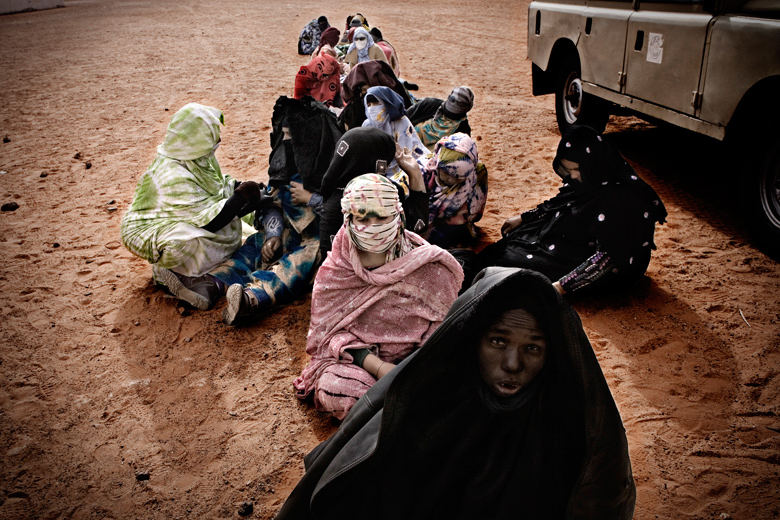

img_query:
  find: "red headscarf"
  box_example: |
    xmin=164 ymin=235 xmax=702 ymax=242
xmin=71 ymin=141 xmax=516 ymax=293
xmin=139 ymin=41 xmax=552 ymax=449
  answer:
xmin=294 ymin=53 xmax=341 ymax=107
xmin=316 ymin=27 xmax=340 ymax=55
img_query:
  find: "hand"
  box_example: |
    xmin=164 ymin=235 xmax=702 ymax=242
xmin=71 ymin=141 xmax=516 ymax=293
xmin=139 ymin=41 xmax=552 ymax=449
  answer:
xmin=395 ymin=144 xmax=425 ymax=192
xmin=552 ymin=281 xmax=565 ymax=295
xmin=501 ymin=215 xmax=523 ymax=236
xmin=234 ymin=180 xmax=262 ymax=201
xmin=289 ymin=181 xmax=313 ymax=205
xmin=261 ymin=236 xmax=282 ymax=263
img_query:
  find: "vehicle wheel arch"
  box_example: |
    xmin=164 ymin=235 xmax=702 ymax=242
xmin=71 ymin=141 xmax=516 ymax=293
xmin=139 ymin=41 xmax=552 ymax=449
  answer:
xmin=533 ymin=38 xmax=579 ymax=96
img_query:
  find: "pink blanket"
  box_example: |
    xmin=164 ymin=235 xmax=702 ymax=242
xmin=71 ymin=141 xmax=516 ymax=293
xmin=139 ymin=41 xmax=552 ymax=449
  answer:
xmin=294 ymin=226 xmax=464 ymax=405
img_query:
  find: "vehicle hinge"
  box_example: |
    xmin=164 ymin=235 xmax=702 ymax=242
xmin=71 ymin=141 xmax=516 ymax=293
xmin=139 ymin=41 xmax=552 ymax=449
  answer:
xmin=618 ymin=71 xmax=627 ymax=87
xmin=691 ymin=91 xmax=703 ymax=109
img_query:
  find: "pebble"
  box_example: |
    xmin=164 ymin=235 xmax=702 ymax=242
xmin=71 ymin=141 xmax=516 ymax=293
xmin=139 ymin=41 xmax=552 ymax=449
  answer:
xmin=53 ymin=243 xmax=60 ymax=248
xmin=40 ymin=172 xmax=48 ymax=178
xmin=135 ymin=470 xmax=150 ymax=481
xmin=107 ymin=207 xmax=117 ymax=212
xmin=184 ymin=337 xmax=192 ymax=343
xmin=2 ymin=136 xmax=9 ymax=143
xmin=238 ymin=501 xmax=253 ymax=517
xmin=73 ymin=152 xmax=81 ymax=159
xmin=85 ymin=162 xmax=92 ymax=169
xmin=2 ymin=202 xmax=19 ymax=211
xmin=108 ymin=200 xmax=115 ymax=204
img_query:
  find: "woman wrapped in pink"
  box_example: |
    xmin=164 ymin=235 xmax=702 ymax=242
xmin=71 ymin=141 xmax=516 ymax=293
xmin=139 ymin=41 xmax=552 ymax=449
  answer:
xmin=293 ymin=174 xmax=463 ymax=419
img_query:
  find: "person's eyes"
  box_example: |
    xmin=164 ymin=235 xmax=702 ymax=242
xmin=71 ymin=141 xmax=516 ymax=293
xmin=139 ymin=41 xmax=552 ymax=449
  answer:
xmin=525 ymin=344 xmax=543 ymax=353
xmin=354 ymin=216 xmax=370 ymax=224
xmin=490 ymin=337 xmax=507 ymax=347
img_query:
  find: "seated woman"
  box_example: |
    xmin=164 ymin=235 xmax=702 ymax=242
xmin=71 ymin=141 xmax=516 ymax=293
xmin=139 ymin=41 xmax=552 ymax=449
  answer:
xmin=292 ymin=174 xmax=463 ymax=420
xmin=343 ymin=28 xmax=389 ymax=69
xmin=211 ymin=96 xmax=343 ymax=324
xmin=293 ymin=52 xmax=342 ymax=108
xmin=407 ymin=85 xmax=474 ymax=147
xmin=422 ymin=132 xmax=488 ymax=249
xmin=339 ymin=13 xmax=369 ymax=45
xmin=368 ymin=27 xmax=400 ymax=77
xmin=361 ymin=86 xmax=429 ymax=174
xmin=276 ymin=267 xmax=636 ymax=519
xmin=474 ymin=125 xmax=667 ymax=294
xmin=298 ymin=15 xmax=330 ymax=55
xmin=120 ymin=103 xmax=264 ymax=310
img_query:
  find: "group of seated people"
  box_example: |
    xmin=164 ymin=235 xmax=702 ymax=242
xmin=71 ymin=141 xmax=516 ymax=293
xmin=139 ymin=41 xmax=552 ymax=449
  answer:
xmin=120 ymin=13 xmax=667 ymax=517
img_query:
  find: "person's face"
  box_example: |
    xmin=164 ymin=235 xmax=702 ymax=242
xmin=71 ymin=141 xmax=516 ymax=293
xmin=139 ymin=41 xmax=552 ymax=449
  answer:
xmin=354 ymin=34 xmax=368 ymax=50
xmin=558 ymin=158 xmax=581 ymax=182
xmin=436 ymin=168 xmax=459 ymax=187
xmin=353 ymin=214 xmax=393 ymax=226
xmin=478 ymin=309 xmax=547 ymax=398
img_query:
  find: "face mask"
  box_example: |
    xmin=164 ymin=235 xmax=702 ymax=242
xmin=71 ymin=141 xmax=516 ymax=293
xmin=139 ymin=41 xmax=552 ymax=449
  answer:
xmin=347 ymin=216 xmax=400 ymax=253
xmin=366 ymin=105 xmax=387 ymax=125
xmin=355 ymin=37 xmax=368 ymax=50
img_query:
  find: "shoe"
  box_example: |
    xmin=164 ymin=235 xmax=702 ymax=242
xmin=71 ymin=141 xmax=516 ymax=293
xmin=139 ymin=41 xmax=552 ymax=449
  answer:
xmin=223 ymin=284 xmax=259 ymax=325
xmin=403 ymin=81 xmax=419 ymax=91
xmin=152 ymin=265 xmax=220 ymax=310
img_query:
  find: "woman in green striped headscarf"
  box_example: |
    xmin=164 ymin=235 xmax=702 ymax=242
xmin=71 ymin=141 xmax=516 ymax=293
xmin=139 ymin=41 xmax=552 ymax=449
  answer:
xmin=121 ymin=103 xmax=265 ymax=309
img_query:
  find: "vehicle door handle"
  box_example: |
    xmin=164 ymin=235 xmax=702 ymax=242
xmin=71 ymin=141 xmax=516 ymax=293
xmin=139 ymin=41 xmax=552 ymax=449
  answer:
xmin=634 ymin=30 xmax=645 ymax=51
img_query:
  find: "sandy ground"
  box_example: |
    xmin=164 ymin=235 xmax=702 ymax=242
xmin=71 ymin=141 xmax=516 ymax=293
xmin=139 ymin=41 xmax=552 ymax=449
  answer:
xmin=0 ymin=1 xmax=778 ymax=518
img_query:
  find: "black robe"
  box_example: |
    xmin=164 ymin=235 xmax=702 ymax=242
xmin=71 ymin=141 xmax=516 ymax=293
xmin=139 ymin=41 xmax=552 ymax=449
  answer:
xmin=275 ymin=267 xmax=636 ymax=520
xmin=475 ymin=125 xmax=666 ymax=292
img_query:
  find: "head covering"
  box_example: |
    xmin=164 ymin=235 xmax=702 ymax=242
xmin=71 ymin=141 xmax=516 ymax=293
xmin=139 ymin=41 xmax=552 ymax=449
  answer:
xmin=347 ymin=28 xmax=374 ymax=63
xmin=551 ymin=126 xmax=667 ymax=220
xmin=317 ymin=15 xmax=329 ymax=31
xmin=341 ymin=174 xmax=410 ymax=260
xmin=276 ymin=267 xmax=636 ymax=519
xmin=368 ymin=27 xmax=383 ymax=41
xmin=121 ymin=103 xmax=241 ymax=276
xmin=317 ymin=27 xmax=340 ymax=52
xmin=319 ymin=127 xmax=397 ymax=198
xmin=362 ymin=86 xmax=406 ymax=127
xmin=423 ymin=133 xmax=487 ymax=224
xmin=157 ymin=102 xmax=223 ymax=161
xmin=294 ymin=53 xmax=341 ymax=107
xmin=348 ymin=13 xmax=368 ymax=29
xmin=267 ymin=96 xmax=344 ymax=192
xmin=553 ymin=125 xmax=627 ymax=187
xmin=341 ymin=60 xmax=411 ymax=107
xmin=442 ymin=86 xmax=474 ymax=118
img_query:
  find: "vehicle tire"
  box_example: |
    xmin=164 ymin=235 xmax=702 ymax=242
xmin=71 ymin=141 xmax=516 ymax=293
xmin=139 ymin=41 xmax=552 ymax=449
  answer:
xmin=740 ymin=130 xmax=780 ymax=259
xmin=555 ymin=53 xmax=609 ymax=134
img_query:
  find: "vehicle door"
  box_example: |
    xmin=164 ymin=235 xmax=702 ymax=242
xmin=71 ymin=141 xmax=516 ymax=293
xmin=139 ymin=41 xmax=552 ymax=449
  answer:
xmin=623 ymin=0 xmax=713 ymax=115
xmin=577 ymin=0 xmax=634 ymax=92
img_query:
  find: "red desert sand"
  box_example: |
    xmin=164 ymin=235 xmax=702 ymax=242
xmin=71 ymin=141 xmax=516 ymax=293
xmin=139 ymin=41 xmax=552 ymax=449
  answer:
xmin=0 ymin=1 xmax=778 ymax=518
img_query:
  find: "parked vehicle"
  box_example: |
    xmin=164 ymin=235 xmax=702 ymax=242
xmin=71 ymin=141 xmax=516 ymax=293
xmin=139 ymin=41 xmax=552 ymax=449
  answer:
xmin=527 ymin=0 xmax=780 ymax=256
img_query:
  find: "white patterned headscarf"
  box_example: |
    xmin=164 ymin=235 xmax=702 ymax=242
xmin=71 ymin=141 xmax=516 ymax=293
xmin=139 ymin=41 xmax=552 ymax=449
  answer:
xmin=341 ymin=174 xmax=412 ymax=262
